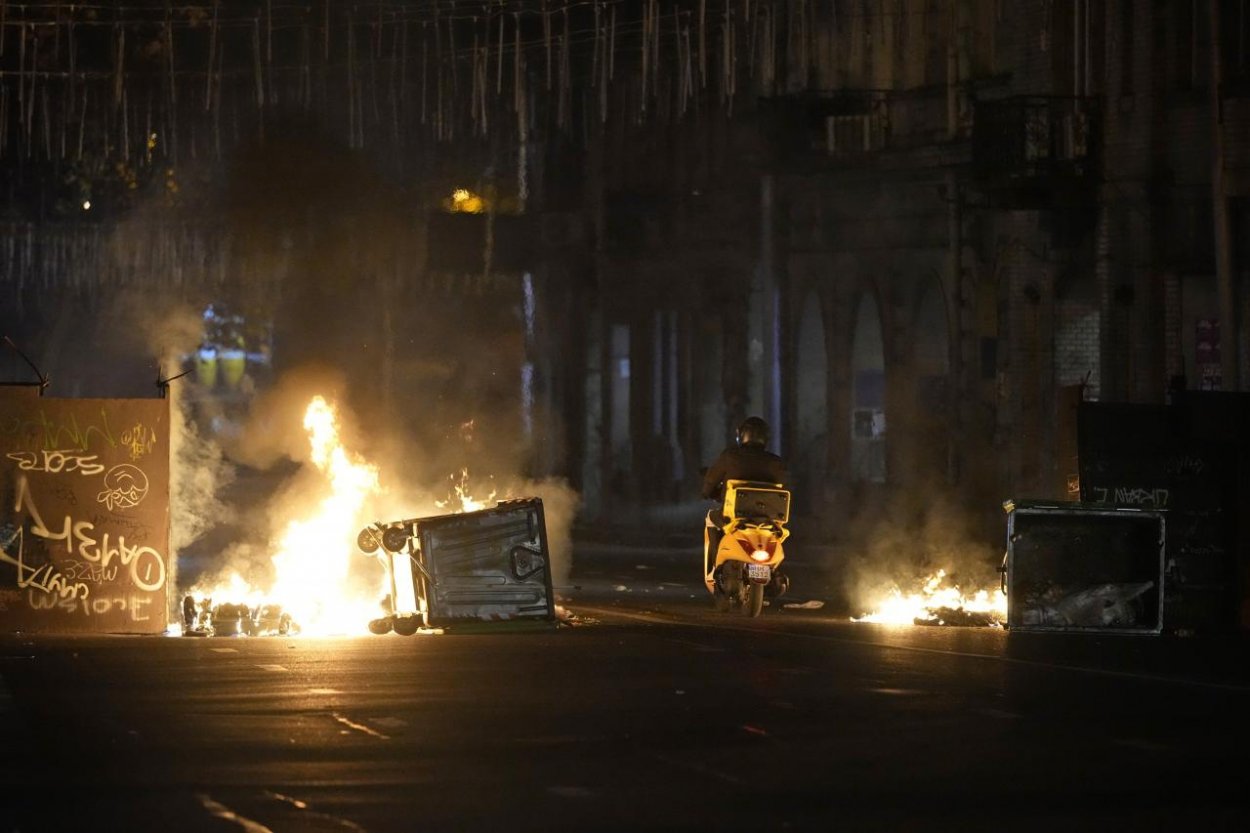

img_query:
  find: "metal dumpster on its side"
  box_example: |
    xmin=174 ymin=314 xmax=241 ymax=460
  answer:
xmin=1003 ymin=500 xmax=1165 ymax=634
xmin=363 ymin=498 xmax=555 ymax=628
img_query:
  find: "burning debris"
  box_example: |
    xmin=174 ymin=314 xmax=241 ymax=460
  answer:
xmin=181 ymin=595 xmax=297 ymax=638
xmin=180 ymin=394 xmax=388 ymax=636
xmin=177 ymin=391 xmax=537 ymax=637
xmin=852 ymin=569 xmax=1007 ymax=627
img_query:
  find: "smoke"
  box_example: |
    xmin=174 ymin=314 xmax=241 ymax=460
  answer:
xmin=225 ymin=364 xmax=351 ymax=469
xmin=5 ymin=123 xmax=582 ymax=620
xmin=166 ymin=383 xmax=236 ymax=563
xmin=841 ymin=488 xmax=1003 ymax=616
xmin=522 ymin=478 xmax=580 ymax=592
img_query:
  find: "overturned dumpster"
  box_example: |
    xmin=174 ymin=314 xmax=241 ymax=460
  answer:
xmin=358 ymin=498 xmax=555 ymax=632
xmin=1003 ymin=501 xmax=1165 ymax=634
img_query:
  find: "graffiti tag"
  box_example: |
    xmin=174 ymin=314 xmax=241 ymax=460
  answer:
xmin=120 ymin=422 xmax=157 ymax=462
xmin=0 ymin=409 xmax=117 ymax=452
xmin=27 ymin=592 xmax=152 ymax=621
xmin=5 ymin=450 xmax=105 ymax=476
xmin=0 ymin=527 xmax=90 ymax=601
xmin=1091 ymin=486 xmax=1170 ymax=508
xmin=15 ymin=476 xmax=166 ymax=592
xmin=96 ymin=464 xmax=150 ymax=511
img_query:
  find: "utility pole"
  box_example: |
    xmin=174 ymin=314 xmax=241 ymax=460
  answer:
xmin=1211 ymin=0 xmax=1241 ymax=390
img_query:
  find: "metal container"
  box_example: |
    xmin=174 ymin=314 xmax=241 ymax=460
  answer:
xmin=1003 ymin=500 xmax=1165 ymax=634
xmin=361 ymin=498 xmax=555 ymax=629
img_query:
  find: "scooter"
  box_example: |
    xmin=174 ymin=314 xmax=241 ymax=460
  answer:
xmin=704 ymin=479 xmax=791 ymax=617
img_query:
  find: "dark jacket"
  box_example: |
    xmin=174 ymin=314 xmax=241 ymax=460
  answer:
xmin=701 ymin=445 xmax=788 ymax=500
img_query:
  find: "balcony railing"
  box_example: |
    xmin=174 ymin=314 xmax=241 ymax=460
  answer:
xmin=972 ymin=96 xmax=1100 ymax=180
xmin=761 ymin=91 xmax=892 ymax=164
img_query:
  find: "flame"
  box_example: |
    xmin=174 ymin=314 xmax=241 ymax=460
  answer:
xmin=267 ymin=396 xmax=382 ymax=633
xmin=435 ymin=468 xmax=496 ymax=513
xmin=852 ymin=569 xmax=1006 ymax=626
xmin=189 ymin=395 xmax=386 ymax=635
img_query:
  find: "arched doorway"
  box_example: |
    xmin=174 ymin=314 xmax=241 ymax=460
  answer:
xmin=795 ymin=291 xmax=829 ymax=504
xmin=850 ymin=292 xmax=886 ymax=483
xmin=914 ymin=278 xmax=951 ymax=481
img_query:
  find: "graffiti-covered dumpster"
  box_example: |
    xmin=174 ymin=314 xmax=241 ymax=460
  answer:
xmin=1078 ymin=393 xmax=1250 ymax=633
xmin=1 ymin=386 xmax=170 ymax=634
xmin=358 ymin=498 xmax=555 ymax=631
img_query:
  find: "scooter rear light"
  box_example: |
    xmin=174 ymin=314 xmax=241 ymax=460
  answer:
xmin=750 ymin=549 xmax=771 ymax=562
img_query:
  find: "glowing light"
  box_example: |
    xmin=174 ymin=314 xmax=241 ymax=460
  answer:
xmin=750 ymin=549 xmax=770 ymax=562
xmin=267 ymin=396 xmax=382 ymax=633
xmin=447 ymin=188 xmax=485 ymax=213
xmin=435 ymin=468 xmax=496 ymax=514
xmin=853 ymin=569 xmax=1006 ymax=626
xmin=189 ymin=395 xmax=387 ymax=635
xmin=82 ymin=200 xmax=91 ymax=211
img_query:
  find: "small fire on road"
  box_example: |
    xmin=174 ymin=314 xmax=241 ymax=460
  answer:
xmin=852 ymin=569 xmax=1006 ymax=627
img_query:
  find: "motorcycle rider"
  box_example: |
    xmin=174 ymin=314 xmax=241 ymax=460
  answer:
xmin=701 ymin=416 xmax=788 ymax=576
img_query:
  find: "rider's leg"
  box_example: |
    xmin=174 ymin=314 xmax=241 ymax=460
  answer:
xmin=704 ymin=510 xmax=723 ymax=577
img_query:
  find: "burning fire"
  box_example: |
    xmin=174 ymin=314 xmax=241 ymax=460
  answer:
xmin=183 ymin=397 xmax=507 ymax=637
xmin=188 ymin=395 xmax=385 ymax=635
xmin=435 ymin=468 xmax=497 ymax=513
xmin=853 ymin=569 xmax=1006 ymax=627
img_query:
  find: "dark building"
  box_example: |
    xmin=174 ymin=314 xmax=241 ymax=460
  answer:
xmin=1 ymin=2 xmax=1246 ymax=581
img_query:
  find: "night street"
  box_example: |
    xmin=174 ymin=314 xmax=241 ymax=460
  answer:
xmin=3 ymin=543 xmax=1247 ymax=833
xmin=4 ymin=5 xmax=1250 ymax=829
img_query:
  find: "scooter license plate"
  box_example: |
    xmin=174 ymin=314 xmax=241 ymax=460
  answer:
xmin=747 ymin=563 xmax=771 ymax=583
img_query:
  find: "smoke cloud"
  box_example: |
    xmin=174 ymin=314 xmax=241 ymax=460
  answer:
xmin=841 ymin=487 xmax=1003 ymax=616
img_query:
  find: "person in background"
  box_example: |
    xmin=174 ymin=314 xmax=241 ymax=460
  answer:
xmin=701 ymin=416 xmax=787 ymax=576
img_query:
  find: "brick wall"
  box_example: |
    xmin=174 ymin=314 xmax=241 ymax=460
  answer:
xmin=1055 ymin=299 xmax=1101 ymax=398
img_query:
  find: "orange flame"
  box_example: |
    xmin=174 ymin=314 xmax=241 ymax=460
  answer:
xmin=267 ymin=396 xmax=382 ymax=633
xmin=852 ymin=569 xmax=1007 ymax=626
xmin=189 ymin=395 xmax=386 ymax=635
xmin=435 ymin=468 xmax=497 ymax=514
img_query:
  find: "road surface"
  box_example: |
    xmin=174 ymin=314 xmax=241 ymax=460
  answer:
xmin=1 ymin=542 xmax=1247 ymax=832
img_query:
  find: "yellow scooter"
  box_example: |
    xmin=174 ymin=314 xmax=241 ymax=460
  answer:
xmin=703 ymin=479 xmax=791 ymax=617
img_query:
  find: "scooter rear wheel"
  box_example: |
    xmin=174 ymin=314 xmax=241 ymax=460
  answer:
xmin=746 ymin=583 xmax=764 ymax=617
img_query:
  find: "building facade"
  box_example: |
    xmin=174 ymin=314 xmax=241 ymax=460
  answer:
xmin=1 ymin=2 xmax=1246 ymax=541
xmin=560 ymin=1 xmax=1250 ymax=539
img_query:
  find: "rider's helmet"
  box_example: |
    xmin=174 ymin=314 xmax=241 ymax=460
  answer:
xmin=736 ymin=416 xmax=770 ymax=449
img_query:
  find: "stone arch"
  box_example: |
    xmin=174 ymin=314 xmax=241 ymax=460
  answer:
xmin=910 ymin=272 xmax=952 ymax=482
xmin=794 ymin=288 xmax=830 ymax=505
xmin=850 ymin=287 xmax=887 ymax=484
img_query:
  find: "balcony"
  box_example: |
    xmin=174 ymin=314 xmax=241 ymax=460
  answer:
xmin=761 ymin=91 xmax=891 ymax=170
xmin=972 ymin=96 xmax=1101 ymax=208
xmin=761 ymin=87 xmax=978 ymax=175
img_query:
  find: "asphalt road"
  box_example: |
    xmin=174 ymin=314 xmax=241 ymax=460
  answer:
xmin=2 ymin=543 xmax=1248 ymax=833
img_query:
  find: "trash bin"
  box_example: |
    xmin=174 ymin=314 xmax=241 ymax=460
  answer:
xmin=1002 ymin=500 xmax=1165 ymax=633
xmin=361 ymin=498 xmax=555 ymax=629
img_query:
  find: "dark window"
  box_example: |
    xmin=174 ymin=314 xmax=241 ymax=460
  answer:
xmin=980 ymin=337 xmax=998 ymax=380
